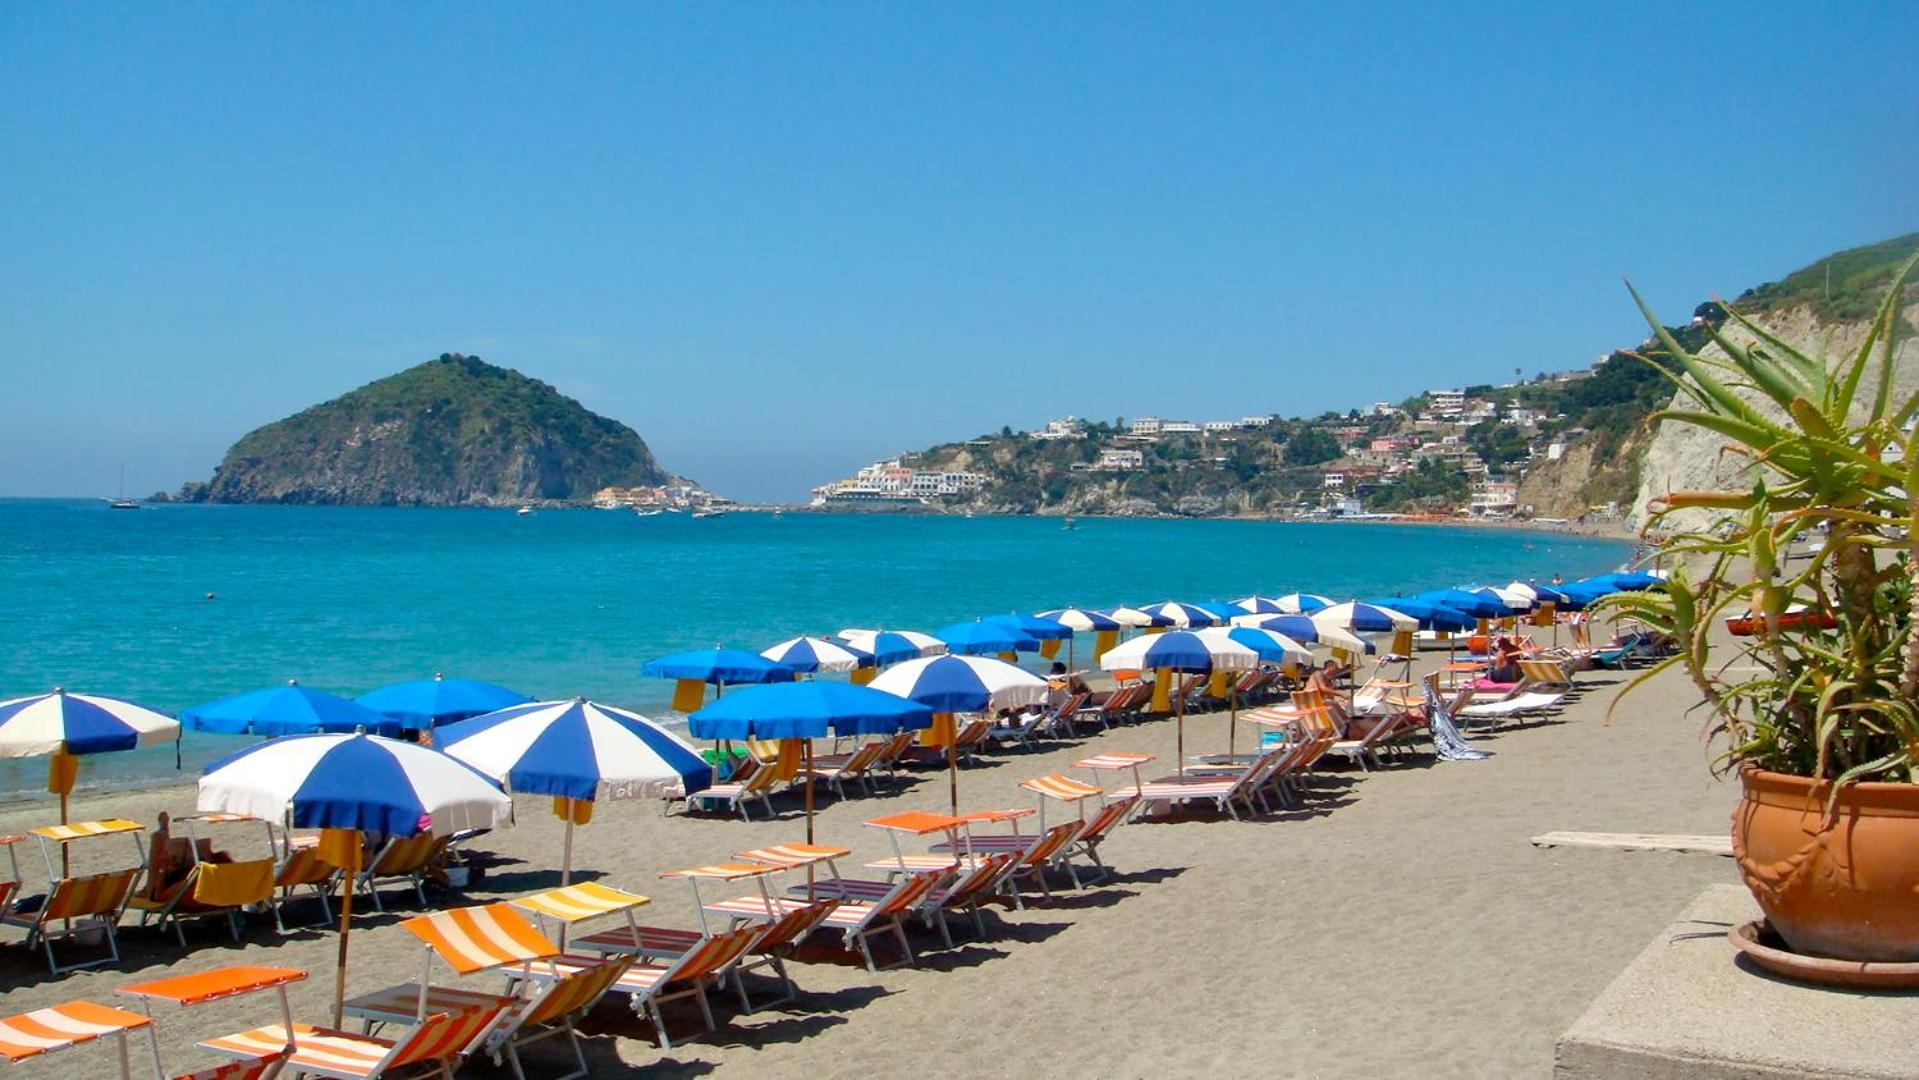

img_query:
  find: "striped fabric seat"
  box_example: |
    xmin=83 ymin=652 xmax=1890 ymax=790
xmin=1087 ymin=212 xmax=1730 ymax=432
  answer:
xmin=399 ymin=902 xmax=559 ymax=975
xmin=27 ymin=819 xmax=143 ymax=842
xmin=1020 ymin=773 xmax=1104 ymax=802
xmin=342 ymin=983 xmax=516 ymax=1022
xmin=733 ymin=842 xmax=851 ymax=870
xmin=4 ymin=867 xmax=140 ymax=973
xmin=201 ymin=1004 xmax=505 ymax=1080
xmin=0 ymin=1000 xmax=154 ymax=1063
xmin=1074 ymin=752 xmax=1153 ymax=770
xmin=860 ymin=853 xmax=973 ymax=874
xmin=703 ymin=895 xmax=811 ymax=921
xmin=932 ymin=833 xmax=1038 ymax=853
xmin=525 ymin=927 xmax=761 ymax=1051
xmin=510 ymin=881 xmax=650 ymax=925
xmin=573 ymin=923 xmax=703 ymax=958
xmin=785 ymin=877 xmax=897 ymax=902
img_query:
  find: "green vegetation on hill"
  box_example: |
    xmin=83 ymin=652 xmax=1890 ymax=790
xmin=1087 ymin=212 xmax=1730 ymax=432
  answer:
xmin=186 ymin=354 xmax=673 ymax=505
xmin=1737 ymin=232 xmax=1919 ymax=324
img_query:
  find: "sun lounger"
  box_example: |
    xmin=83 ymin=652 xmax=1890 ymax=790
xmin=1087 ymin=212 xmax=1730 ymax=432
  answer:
xmin=672 ymin=759 xmax=780 ymax=819
xmin=1130 ymin=748 xmax=1284 ymax=820
xmin=355 ymin=833 xmax=448 ymax=912
xmin=270 ymin=845 xmax=337 ymax=932
xmin=1092 ymin=683 xmax=1150 ymax=727
xmin=116 ymin=964 xmax=308 ymax=1080
xmin=1043 ymin=691 xmax=1094 ymax=735
xmin=4 ymin=867 xmax=140 ymax=973
xmin=201 ymin=1002 xmax=506 ymax=1080
xmin=128 ymin=858 xmax=276 ymax=945
xmin=807 ymin=740 xmax=885 ymax=797
xmin=170 ymin=1051 xmax=290 ymax=1080
xmin=543 ymin=926 xmax=763 ymax=1050
xmin=0 ymin=999 xmax=160 ymax=1080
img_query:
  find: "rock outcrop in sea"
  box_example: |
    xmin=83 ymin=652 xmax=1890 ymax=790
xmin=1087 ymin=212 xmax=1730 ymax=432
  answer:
xmin=182 ymin=353 xmax=676 ymax=506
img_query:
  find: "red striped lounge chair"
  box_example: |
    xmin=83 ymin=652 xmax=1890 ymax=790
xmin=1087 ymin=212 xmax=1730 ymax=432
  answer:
xmin=171 ymin=1050 xmax=289 ymax=1080
xmin=200 ymin=1003 xmax=506 ymax=1080
xmin=0 ymin=1000 xmax=160 ymax=1080
xmin=595 ymin=925 xmax=764 ymax=1049
xmin=787 ymin=871 xmax=944 ymax=972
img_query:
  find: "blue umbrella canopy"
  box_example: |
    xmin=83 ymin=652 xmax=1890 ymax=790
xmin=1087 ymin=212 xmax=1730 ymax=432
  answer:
xmin=1466 ymin=585 xmax=1534 ymax=612
xmin=438 ymin=698 xmax=712 ymax=802
xmin=641 ymin=649 xmax=796 ymax=685
xmin=1233 ymin=613 xmax=1322 ymax=642
xmin=1369 ymin=597 xmax=1475 ymax=632
xmin=982 ymin=612 xmax=1072 ymax=641
xmin=1136 ymin=601 xmax=1221 ymax=628
xmin=355 ymin=674 xmax=531 ymax=728
xmin=1036 ymin=607 xmax=1122 ymax=632
xmin=1219 ymin=627 xmax=1314 ymax=664
xmin=1584 ymin=571 xmax=1662 ymax=591
xmin=184 ymin=680 xmax=402 ymax=737
xmin=1311 ymin=601 xmax=1416 ymax=634
xmin=934 ymin=621 xmax=1040 ymax=656
xmin=1233 ymin=596 xmax=1288 ymax=615
xmin=759 ymin=636 xmax=875 ymax=674
xmin=688 ymin=682 xmax=934 ymax=741
xmin=1416 ymin=588 xmax=1510 ymax=620
xmin=0 ymin=690 xmax=179 ymax=758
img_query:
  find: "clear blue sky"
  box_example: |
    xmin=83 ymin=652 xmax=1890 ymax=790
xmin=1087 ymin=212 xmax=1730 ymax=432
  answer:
xmin=3 ymin=4 xmax=1914 ymax=502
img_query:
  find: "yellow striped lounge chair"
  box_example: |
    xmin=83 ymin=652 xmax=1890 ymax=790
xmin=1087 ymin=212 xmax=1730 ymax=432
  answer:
xmin=354 ymin=833 xmax=448 ymax=913
xmin=271 ymin=844 xmax=338 ymax=932
xmin=675 ymin=760 xmax=780 ymax=820
xmin=807 ymin=740 xmax=886 ymax=798
xmin=129 ymin=858 xmax=277 ymax=946
xmin=200 ymin=1003 xmax=506 ymax=1080
xmin=0 ymin=999 xmax=159 ymax=1080
xmin=3 ymin=867 xmax=140 ymax=973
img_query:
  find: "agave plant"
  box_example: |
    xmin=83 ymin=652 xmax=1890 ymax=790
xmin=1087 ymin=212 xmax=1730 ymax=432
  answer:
xmin=1606 ymin=254 xmax=1918 ymax=786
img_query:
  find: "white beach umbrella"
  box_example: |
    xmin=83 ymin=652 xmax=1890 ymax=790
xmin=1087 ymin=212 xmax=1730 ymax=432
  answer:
xmin=1099 ymin=630 xmax=1256 ymax=775
xmin=837 ymin=629 xmax=947 ymax=664
xmin=868 ymin=655 xmax=1048 ymax=811
xmin=760 ymin=636 xmax=874 ymax=674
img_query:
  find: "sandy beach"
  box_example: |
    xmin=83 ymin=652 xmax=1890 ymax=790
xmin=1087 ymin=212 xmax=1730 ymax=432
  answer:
xmin=0 ymin=654 xmax=1736 ymax=1079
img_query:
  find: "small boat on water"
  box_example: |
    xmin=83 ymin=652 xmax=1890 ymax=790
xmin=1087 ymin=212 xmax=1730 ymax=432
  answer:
xmin=692 ymin=507 xmax=725 ymax=519
xmin=107 ymin=464 xmax=139 ymax=509
xmin=1061 ymin=516 xmax=1078 ymax=531
xmin=516 ymin=506 xmax=534 ymax=517
xmin=634 ymin=507 xmax=662 ymax=518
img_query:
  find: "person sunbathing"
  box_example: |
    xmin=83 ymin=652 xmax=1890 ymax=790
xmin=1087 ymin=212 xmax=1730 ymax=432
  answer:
xmin=139 ymin=811 xmax=231 ymax=902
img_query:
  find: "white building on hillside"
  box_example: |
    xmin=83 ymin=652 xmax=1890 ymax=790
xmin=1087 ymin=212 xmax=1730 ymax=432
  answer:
xmin=1429 ymin=388 xmax=1466 ymax=415
xmin=1031 ymin=416 xmax=1083 ymax=440
xmin=1129 ymin=417 xmax=1162 ymax=435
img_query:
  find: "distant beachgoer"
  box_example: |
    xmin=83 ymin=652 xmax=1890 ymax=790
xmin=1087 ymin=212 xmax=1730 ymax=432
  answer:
xmin=1489 ymin=636 xmax=1523 ymax=683
xmin=141 ymin=811 xmax=230 ymax=902
xmin=1048 ymin=661 xmax=1067 ymax=676
xmin=1550 ymin=572 xmax=1564 ymax=585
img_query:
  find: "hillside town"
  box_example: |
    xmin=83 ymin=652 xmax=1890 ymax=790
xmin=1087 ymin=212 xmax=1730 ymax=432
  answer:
xmin=810 ymin=357 xmax=1644 ymax=521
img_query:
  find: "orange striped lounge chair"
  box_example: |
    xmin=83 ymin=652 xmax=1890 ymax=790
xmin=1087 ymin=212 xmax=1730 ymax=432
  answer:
xmin=200 ymin=1002 xmax=506 ymax=1080
xmin=2 ymin=866 xmax=141 ymax=973
xmin=807 ymin=870 xmax=946 ymax=971
xmin=170 ymin=1051 xmax=290 ymax=1079
xmin=518 ymin=924 xmax=763 ymax=1051
xmin=115 ymin=964 xmax=308 ymax=1080
xmin=573 ymin=896 xmax=839 ymax=1012
xmin=806 ymin=739 xmax=886 ymax=798
xmin=0 ymin=1000 xmax=160 ymax=1080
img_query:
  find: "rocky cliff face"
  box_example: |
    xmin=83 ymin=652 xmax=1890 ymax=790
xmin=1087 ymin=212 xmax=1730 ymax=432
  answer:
xmin=1631 ymin=301 xmax=1919 ymax=533
xmin=186 ymin=354 xmax=674 ymax=506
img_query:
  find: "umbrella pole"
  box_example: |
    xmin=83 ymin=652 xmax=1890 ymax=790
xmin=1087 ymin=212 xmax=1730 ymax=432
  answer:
xmin=804 ymin=738 xmax=817 ymax=902
xmin=1176 ymin=683 xmax=1186 ymax=777
xmin=333 ymin=829 xmax=357 ymax=1029
xmin=1228 ymin=685 xmax=1237 ymax=762
xmin=947 ymin=743 xmax=958 ymax=816
xmin=561 ymin=818 xmax=574 ymax=887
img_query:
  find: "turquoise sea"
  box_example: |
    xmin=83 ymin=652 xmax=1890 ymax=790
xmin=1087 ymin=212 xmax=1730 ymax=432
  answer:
xmin=0 ymin=499 xmax=1630 ymax=796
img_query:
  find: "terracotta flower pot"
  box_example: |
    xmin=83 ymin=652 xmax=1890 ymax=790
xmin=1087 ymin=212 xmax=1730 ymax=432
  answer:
xmin=1732 ymin=766 xmax=1919 ymax=962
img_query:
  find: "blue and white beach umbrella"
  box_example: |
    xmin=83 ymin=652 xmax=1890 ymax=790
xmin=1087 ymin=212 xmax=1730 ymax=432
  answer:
xmin=1466 ymin=585 xmax=1533 ymax=611
xmin=438 ymin=698 xmax=712 ymax=804
xmin=1212 ymin=626 xmax=1314 ymax=665
xmin=355 ymin=674 xmax=531 ymax=728
xmin=1100 ymin=630 xmax=1257 ymax=774
xmin=1416 ymin=588 xmax=1510 ymax=620
xmin=184 ymin=680 xmax=402 ymax=737
xmin=689 ymin=682 xmax=933 ymax=741
xmin=1097 ymin=606 xmax=1171 ymax=628
xmin=867 ymin=655 xmax=1050 ymax=713
xmin=199 ymin=731 xmax=514 ymax=836
xmin=1274 ymin=593 xmax=1335 ymax=614
xmin=934 ymin=621 xmax=1040 ymax=657
xmin=197 ymin=732 xmax=514 ymax=1022
xmin=1233 ymin=596 xmax=1288 ymax=615
xmin=837 ymin=629 xmax=947 ymax=665
xmin=760 ymin=636 xmax=875 ymax=674
xmin=1311 ymin=601 xmax=1417 ymax=635
xmin=1035 ymin=608 xmax=1122 ymax=633
xmin=0 ymin=689 xmax=179 ymax=758
xmin=438 ymin=697 xmax=709 ymax=884
xmin=1136 ymin=601 xmax=1222 ymax=628
xmin=1369 ymin=597 xmax=1474 ymax=633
